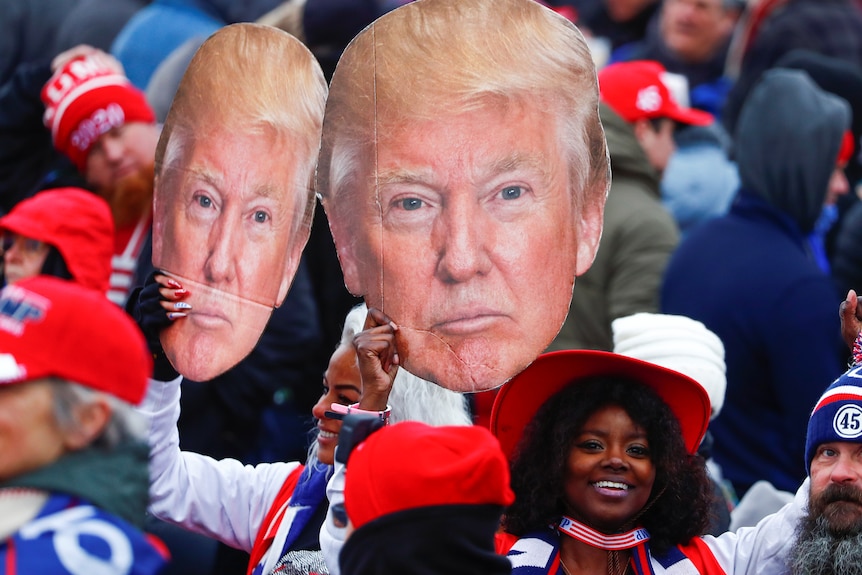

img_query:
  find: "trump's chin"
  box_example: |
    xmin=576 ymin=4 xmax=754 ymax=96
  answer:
xmin=160 ymin=303 xmax=270 ymax=382
xmin=396 ymin=326 xmax=538 ymax=392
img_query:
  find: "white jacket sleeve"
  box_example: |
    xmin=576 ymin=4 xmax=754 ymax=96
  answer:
xmin=320 ymin=448 xmax=347 ymax=575
xmin=138 ymin=376 xmax=301 ymax=552
xmin=701 ymin=478 xmax=808 ymax=575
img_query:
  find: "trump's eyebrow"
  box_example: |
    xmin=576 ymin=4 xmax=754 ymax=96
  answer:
xmin=184 ymin=167 xmax=283 ymax=201
xmin=489 ymin=152 xmax=547 ymax=177
xmin=375 ymin=152 xmax=549 ymax=188
xmin=376 ymin=166 xmax=438 ymax=187
xmin=183 ymin=166 xmax=223 ymax=191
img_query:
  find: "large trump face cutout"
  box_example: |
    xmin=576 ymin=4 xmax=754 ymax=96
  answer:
xmin=153 ymin=24 xmax=327 ymax=382
xmin=318 ymin=0 xmax=610 ymax=392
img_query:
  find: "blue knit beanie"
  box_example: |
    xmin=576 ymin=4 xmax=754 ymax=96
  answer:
xmin=805 ymin=365 xmax=862 ymax=472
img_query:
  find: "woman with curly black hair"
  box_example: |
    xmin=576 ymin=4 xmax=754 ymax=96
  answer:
xmin=491 ymin=349 xmax=808 ymax=575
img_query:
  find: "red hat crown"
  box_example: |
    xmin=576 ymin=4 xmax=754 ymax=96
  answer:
xmin=344 ymin=422 xmax=514 ymax=530
xmin=0 ymin=277 xmax=151 ymax=404
xmin=598 ymin=60 xmax=713 ymax=127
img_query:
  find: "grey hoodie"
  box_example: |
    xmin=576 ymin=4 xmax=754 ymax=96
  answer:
xmin=734 ymin=69 xmax=850 ymax=233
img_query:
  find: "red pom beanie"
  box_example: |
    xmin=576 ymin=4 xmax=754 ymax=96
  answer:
xmin=344 ymin=421 xmax=514 ymax=530
xmin=0 ymin=188 xmax=114 ymax=293
xmin=0 ymin=276 xmax=152 ymax=404
xmin=41 ymin=53 xmax=155 ymax=172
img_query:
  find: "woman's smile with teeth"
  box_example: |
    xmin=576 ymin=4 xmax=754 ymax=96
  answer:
xmin=593 ymin=480 xmax=628 ymax=490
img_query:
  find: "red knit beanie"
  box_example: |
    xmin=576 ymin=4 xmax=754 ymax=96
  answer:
xmin=41 ymin=53 xmax=155 ymax=172
xmin=344 ymin=421 xmax=514 ymax=530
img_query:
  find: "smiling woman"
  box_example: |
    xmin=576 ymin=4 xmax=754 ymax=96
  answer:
xmin=138 ymin=300 xmax=471 ymax=575
xmin=495 ymin=352 xmax=711 ymax=575
xmin=492 ymin=350 xmax=808 ymax=575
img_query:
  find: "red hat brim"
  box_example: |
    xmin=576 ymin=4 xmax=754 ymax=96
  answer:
xmin=665 ymin=105 xmax=714 ymax=127
xmin=490 ymin=350 xmax=710 ymax=460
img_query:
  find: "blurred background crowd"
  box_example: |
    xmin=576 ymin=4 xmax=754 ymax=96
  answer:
xmin=1 ymin=0 xmax=862 ymax=572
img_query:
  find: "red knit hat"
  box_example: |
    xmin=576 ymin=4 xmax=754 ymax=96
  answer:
xmin=344 ymin=421 xmax=515 ymax=530
xmin=0 ymin=188 xmax=114 ymax=293
xmin=491 ymin=350 xmax=711 ymax=460
xmin=41 ymin=53 xmax=155 ymax=172
xmin=599 ymin=60 xmax=714 ymax=126
xmin=0 ymin=276 xmax=152 ymax=404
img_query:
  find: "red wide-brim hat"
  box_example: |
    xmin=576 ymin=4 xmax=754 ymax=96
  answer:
xmin=490 ymin=350 xmax=710 ymax=460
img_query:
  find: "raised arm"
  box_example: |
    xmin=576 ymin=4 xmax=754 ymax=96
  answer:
xmin=320 ymin=308 xmax=399 ymax=575
xmin=132 ymin=273 xmax=300 ymax=551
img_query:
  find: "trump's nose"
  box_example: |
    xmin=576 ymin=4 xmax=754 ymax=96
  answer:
xmin=434 ymin=201 xmax=492 ymax=283
xmin=203 ymin=218 xmax=238 ymax=286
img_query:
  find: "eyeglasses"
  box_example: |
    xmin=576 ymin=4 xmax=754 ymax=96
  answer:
xmin=1 ymin=233 xmax=44 ymax=254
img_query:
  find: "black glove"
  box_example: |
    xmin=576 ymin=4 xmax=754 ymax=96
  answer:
xmin=126 ymin=271 xmax=180 ymax=381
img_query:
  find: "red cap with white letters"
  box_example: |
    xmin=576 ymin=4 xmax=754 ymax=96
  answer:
xmin=599 ymin=60 xmax=713 ymax=126
xmin=0 ymin=276 xmax=151 ymax=404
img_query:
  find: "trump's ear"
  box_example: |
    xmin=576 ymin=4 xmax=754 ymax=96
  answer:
xmin=151 ymin=175 xmax=165 ymax=263
xmin=276 ymin=243 xmax=303 ymax=307
xmin=574 ymin=181 xmax=608 ymax=277
xmin=276 ymin=212 xmax=313 ymax=305
xmin=321 ymin=204 xmax=364 ymax=297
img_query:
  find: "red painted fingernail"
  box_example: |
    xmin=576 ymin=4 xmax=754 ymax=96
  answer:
xmin=166 ymin=279 xmax=182 ymax=289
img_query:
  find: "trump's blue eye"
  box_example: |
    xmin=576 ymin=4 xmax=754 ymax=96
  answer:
xmin=400 ymin=198 xmax=423 ymax=211
xmin=195 ymin=194 xmax=213 ymax=208
xmin=501 ymin=185 xmax=523 ymax=200
xmin=253 ymin=211 xmax=269 ymax=223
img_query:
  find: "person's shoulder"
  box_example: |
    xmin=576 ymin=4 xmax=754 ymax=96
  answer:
xmin=666 ymin=538 xmax=726 ymax=575
xmin=495 ymin=531 xmax=518 ymax=555
xmin=13 ymin=492 xmax=168 ymax=574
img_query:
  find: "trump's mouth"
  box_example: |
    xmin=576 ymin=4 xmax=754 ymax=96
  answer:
xmin=431 ymin=308 xmax=509 ymax=336
xmin=188 ymin=309 xmax=231 ymax=329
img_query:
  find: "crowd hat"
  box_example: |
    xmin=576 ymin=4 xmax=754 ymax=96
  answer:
xmin=344 ymin=421 xmax=514 ymax=530
xmin=490 ymin=350 xmax=711 ymax=460
xmin=0 ymin=188 xmax=114 ymax=293
xmin=612 ymin=312 xmax=727 ymax=419
xmin=41 ymin=52 xmax=155 ymax=171
xmin=777 ymin=50 xmax=862 ymax=184
xmin=805 ymin=365 xmax=862 ymax=472
xmin=598 ymin=60 xmax=714 ymax=126
xmin=0 ymin=276 xmax=152 ymax=404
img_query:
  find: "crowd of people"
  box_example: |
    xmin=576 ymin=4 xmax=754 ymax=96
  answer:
xmin=2 ymin=0 xmax=862 ymax=573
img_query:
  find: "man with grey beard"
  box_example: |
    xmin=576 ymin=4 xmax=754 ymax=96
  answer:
xmin=790 ymin=365 xmax=862 ymax=575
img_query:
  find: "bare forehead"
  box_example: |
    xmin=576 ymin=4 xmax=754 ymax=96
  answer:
xmin=374 ymin=102 xmax=565 ymax=174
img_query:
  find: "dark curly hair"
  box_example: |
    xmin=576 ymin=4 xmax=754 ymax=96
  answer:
xmin=503 ymin=376 xmax=713 ymax=554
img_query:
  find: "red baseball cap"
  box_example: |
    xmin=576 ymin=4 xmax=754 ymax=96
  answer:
xmin=490 ymin=350 xmax=710 ymax=460
xmin=0 ymin=276 xmax=152 ymax=404
xmin=344 ymin=421 xmax=515 ymax=530
xmin=599 ymin=60 xmax=714 ymax=126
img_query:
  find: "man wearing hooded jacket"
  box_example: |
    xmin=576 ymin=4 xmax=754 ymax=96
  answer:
xmin=661 ymin=68 xmax=851 ymax=497
xmin=550 ymin=60 xmax=713 ymax=352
